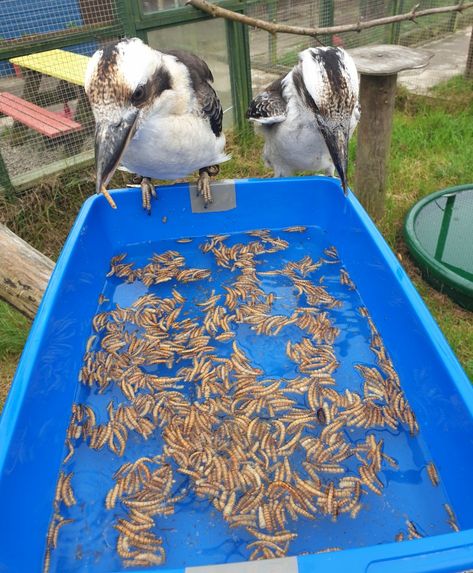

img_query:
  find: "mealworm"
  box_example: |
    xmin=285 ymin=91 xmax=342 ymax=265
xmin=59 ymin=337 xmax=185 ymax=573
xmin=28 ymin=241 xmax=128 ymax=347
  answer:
xmin=247 ymin=528 xmax=297 ymax=543
xmin=406 ymin=520 xmax=423 ymax=540
xmin=427 ymin=462 xmax=440 ymax=487
xmin=60 ymin=472 xmax=76 ymax=507
xmin=124 ymin=550 xmax=166 ymax=567
xmin=42 ymin=548 xmax=51 ymax=573
xmin=283 ymin=226 xmax=307 ymax=233
xmin=444 ymin=503 xmax=459 ymax=531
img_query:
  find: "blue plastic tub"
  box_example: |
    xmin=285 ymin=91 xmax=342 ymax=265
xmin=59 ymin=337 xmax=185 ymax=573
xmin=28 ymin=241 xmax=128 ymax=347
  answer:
xmin=1 ymin=176 xmax=472 ymax=573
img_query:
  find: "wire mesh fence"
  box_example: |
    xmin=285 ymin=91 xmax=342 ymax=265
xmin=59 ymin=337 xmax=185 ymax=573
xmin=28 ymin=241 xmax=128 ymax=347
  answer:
xmin=0 ymin=0 xmax=471 ymax=193
xmin=0 ymin=0 xmax=122 ymax=191
xmin=248 ymin=0 xmax=473 ymax=88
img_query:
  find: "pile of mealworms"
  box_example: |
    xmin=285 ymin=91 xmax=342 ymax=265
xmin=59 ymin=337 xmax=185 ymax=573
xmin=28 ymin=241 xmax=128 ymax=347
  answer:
xmin=44 ymin=227 xmax=455 ymax=571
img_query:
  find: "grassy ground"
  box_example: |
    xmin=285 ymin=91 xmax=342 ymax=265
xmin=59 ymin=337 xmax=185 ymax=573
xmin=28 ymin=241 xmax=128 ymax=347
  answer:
xmin=0 ymin=77 xmax=472 ymax=411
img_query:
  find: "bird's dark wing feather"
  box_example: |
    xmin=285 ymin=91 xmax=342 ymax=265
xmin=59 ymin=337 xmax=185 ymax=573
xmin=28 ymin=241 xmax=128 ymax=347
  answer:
xmin=195 ymin=82 xmax=223 ymax=137
xmin=165 ymin=49 xmax=223 ymax=137
xmin=247 ymin=75 xmax=287 ymax=124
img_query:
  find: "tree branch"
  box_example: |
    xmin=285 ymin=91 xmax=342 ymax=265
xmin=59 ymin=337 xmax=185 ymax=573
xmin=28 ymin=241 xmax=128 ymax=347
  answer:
xmin=187 ymin=0 xmax=473 ymax=38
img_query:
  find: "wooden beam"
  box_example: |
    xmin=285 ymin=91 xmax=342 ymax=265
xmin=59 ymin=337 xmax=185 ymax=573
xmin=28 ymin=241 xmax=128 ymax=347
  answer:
xmin=0 ymin=224 xmax=54 ymax=320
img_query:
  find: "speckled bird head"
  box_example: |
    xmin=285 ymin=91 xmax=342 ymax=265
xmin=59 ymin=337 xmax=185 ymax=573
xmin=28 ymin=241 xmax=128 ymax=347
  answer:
xmin=85 ymin=38 xmax=178 ymax=195
xmin=293 ymin=47 xmax=360 ymax=193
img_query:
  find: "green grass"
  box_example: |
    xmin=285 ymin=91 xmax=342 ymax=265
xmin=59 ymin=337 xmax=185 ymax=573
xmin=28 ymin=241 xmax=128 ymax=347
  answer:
xmin=380 ymin=79 xmax=473 ymax=380
xmin=0 ymin=76 xmax=472 ymax=411
xmin=431 ymin=74 xmax=473 ymax=100
xmin=381 ymin=102 xmax=473 ymax=246
xmin=0 ymin=300 xmax=29 ymax=410
xmin=0 ymin=300 xmax=28 ymax=356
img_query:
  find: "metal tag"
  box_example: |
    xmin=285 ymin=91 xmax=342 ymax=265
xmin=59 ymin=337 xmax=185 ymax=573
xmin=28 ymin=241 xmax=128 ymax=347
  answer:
xmin=186 ymin=557 xmax=299 ymax=573
xmin=189 ymin=180 xmax=237 ymax=213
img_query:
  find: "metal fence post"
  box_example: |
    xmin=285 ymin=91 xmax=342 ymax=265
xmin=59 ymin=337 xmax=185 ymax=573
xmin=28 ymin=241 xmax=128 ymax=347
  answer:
xmin=0 ymin=151 xmax=14 ymax=198
xmin=466 ymin=26 xmax=473 ymax=79
xmin=117 ymin=0 xmax=140 ymax=38
xmin=390 ymin=0 xmax=405 ymax=44
xmin=267 ymin=0 xmax=278 ymax=65
xmin=319 ymin=0 xmax=334 ymax=46
xmin=226 ymin=17 xmax=253 ymax=141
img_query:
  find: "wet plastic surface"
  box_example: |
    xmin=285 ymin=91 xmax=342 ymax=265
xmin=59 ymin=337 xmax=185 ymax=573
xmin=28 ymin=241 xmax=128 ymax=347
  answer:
xmin=1 ymin=177 xmax=473 ymax=573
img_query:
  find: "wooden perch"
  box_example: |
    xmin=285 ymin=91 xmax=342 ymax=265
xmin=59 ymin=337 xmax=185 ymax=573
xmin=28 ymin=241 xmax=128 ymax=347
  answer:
xmin=0 ymin=223 xmax=54 ymax=320
xmin=187 ymin=0 xmax=473 ymax=38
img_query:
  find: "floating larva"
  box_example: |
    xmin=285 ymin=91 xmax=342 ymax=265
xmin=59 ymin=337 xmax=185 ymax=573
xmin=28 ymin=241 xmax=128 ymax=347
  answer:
xmin=427 ymin=462 xmax=440 ymax=487
xmin=48 ymin=232 xmax=426 ymax=568
xmin=282 ymin=226 xmax=307 ymax=233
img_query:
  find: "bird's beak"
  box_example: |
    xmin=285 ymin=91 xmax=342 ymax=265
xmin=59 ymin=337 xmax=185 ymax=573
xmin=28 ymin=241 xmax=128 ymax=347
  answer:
xmin=318 ymin=123 xmax=350 ymax=195
xmin=95 ymin=108 xmax=139 ymax=195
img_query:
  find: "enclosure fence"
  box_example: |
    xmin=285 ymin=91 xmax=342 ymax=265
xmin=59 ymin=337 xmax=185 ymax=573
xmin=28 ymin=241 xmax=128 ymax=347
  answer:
xmin=0 ymin=0 xmax=471 ymax=194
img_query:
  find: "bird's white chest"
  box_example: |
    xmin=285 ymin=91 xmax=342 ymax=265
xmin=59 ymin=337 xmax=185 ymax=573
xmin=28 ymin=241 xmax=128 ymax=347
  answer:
xmin=121 ymin=114 xmax=227 ymax=180
xmin=263 ymin=104 xmax=332 ymax=175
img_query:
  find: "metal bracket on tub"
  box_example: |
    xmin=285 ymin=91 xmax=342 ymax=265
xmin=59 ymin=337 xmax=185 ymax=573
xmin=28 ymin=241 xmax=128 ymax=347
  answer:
xmin=186 ymin=556 xmax=298 ymax=573
xmin=189 ymin=180 xmax=237 ymax=213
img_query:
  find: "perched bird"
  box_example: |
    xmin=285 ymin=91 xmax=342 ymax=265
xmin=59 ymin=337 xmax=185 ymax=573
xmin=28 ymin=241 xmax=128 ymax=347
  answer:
xmin=84 ymin=37 xmax=229 ymax=212
xmin=247 ymin=47 xmax=360 ymax=193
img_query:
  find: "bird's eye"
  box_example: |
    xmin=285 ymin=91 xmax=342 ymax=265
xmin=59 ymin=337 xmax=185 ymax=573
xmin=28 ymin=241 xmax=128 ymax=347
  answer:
xmin=131 ymin=86 xmax=146 ymax=105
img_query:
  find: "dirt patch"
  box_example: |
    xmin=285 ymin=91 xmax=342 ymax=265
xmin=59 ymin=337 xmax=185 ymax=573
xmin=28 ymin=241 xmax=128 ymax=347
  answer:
xmin=0 ymin=355 xmax=19 ymax=413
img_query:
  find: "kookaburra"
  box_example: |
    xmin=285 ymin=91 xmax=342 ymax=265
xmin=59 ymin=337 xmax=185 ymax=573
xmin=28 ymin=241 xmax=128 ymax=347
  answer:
xmin=85 ymin=38 xmax=229 ymax=212
xmin=247 ymin=47 xmax=360 ymax=193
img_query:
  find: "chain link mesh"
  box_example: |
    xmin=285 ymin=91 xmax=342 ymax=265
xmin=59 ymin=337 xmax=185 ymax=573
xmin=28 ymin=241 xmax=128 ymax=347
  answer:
xmin=0 ymin=0 xmax=471 ymax=190
xmin=248 ymin=0 xmax=473 ymax=94
xmin=0 ymin=0 xmax=121 ymax=188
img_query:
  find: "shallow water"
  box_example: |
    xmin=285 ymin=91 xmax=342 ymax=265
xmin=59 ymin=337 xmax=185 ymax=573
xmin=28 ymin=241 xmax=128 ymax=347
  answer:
xmin=48 ymin=227 xmax=454 ymax=572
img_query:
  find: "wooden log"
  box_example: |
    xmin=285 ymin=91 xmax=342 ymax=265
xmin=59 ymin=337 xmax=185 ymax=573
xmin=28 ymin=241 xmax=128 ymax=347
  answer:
xmin=354 ymin=73 xmax=398 ymax=220
xmin=466 ymin=26 xmax=473 ymax=80
xmin=0 ymin=223 xmax=54 ymax=320
xmin=350 ymin=45 xmax=432 ymax=220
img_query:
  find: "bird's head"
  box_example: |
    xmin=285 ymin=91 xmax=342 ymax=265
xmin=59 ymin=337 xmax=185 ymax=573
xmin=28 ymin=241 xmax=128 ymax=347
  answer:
xmin=85 ymin=38 xmax=173 ymax=194
xmin=296 ymin=47 xmax=359 ymax=195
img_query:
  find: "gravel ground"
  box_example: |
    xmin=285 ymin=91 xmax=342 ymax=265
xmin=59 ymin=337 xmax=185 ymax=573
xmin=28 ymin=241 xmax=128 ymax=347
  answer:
xmin=0 ymin=127 xmax=93 ymax=179
xmin=0 ymin=127 xmax=66 ymax=178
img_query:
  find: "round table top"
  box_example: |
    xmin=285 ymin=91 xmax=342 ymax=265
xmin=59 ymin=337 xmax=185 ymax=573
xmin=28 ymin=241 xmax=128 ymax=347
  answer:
xmin=349 ymin=44 xmax=433 ymax=75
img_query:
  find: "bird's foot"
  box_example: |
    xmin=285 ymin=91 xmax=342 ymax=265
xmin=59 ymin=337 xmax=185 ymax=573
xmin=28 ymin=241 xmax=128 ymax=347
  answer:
xmin=127 ymin=175 xmax=158 ymax=214
xmin=140 ymin=177 xmax=157 ymax=214
xmin=197 ymin=171 xmax=212 ymax=206
xmin=197 ymin=165 xmax=219 ymax=208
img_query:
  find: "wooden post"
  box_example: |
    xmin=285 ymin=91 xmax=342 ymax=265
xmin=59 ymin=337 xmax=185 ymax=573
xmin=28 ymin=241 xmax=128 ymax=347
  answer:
xmin=0 ymin=223 xmax=54 ymax=320
xmin=349 ymin=45 xmax=432 ymax=220
xmin=355 ymin=74 xmax=397 ymax=220
xmin=466 ymin=26 xmax=473 ymax=80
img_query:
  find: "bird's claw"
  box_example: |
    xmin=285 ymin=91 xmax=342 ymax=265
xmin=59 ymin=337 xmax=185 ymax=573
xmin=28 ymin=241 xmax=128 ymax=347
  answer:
xmin=197 ymin=171 xmax=213 ymax=207
xmin=141 ymin=177 xmax=157 ymax=214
